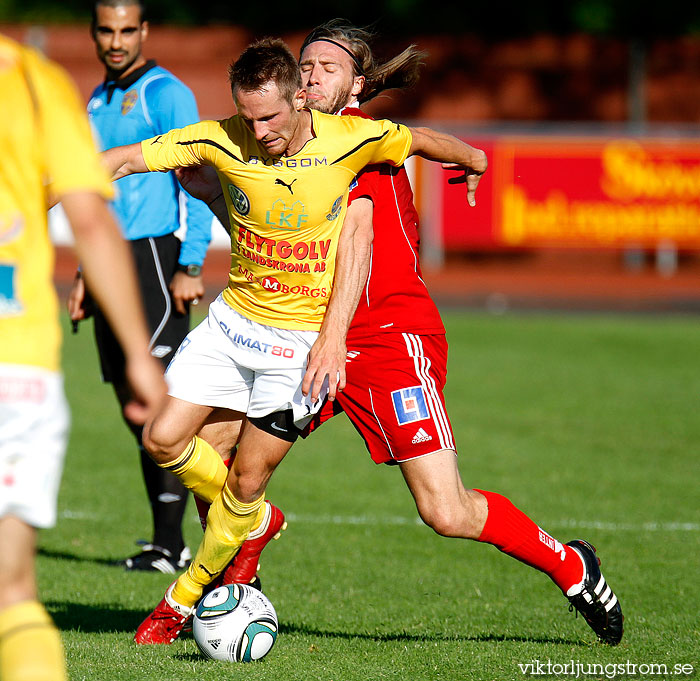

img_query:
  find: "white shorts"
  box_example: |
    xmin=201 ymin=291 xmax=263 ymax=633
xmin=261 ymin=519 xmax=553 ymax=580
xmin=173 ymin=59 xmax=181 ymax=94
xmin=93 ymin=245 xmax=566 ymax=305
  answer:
xmin=166 ymin=295 xmax=326 ymax=426
xmin=0 ymin=364 xmax=70 ymax=529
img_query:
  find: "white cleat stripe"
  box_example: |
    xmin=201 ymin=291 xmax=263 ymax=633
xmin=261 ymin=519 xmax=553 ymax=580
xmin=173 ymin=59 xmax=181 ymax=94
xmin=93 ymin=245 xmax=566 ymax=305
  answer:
xmin=595 ymin=575 xmax=606 ymax=594
xmin=599 ymin=585 xmax=612 ymax=604
xmin=604 ymin=594 xmax=618 ymax=612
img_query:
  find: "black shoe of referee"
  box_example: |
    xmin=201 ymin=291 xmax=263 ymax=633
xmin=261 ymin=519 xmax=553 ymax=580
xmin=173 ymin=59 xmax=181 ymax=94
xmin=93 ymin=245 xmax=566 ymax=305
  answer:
xmin=121 ymin=544 xmax=191 ymax=575
xmin=565 ymin=539 xmax=624 ymax=645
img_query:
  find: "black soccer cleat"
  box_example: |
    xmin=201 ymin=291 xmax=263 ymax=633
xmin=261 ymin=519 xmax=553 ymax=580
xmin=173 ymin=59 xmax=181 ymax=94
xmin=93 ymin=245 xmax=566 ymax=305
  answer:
xmin=565 ymin=539 xmax=624 ymax=645
xmin=121 ymin=544 xmax=192 ymax=574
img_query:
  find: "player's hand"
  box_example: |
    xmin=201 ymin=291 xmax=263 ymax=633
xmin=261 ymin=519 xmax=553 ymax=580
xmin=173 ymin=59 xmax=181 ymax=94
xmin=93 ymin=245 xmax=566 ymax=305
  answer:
xmin=123 ymin=352 xmax=167 ymax=425
xmin=170 ymin=271 xmax=205 ymax=315
xmin=175 ymin=165 xmax=221 ymax=204
xmin=67 ymin=272 xmax=92 ymax=326
xmin=303 ymin=331 xmax=347 ymax=404
xmin=442 ymin=148 xmax=487 ymax=207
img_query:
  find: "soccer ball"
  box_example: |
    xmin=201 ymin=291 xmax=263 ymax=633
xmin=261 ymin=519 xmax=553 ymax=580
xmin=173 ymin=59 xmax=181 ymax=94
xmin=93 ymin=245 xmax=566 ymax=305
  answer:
xmin=193 ymin=584 xmax=278 ymax=662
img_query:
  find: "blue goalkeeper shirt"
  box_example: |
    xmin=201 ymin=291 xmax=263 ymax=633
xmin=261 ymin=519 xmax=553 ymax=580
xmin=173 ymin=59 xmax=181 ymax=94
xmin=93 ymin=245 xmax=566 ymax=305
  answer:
xmin=88 ymin=60 xmax=210 ymax=267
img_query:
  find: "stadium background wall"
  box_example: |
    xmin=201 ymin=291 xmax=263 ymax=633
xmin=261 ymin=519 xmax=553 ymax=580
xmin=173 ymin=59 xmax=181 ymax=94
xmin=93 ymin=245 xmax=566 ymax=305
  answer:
xmin=5 ymin=22 xmax=697 ymax=307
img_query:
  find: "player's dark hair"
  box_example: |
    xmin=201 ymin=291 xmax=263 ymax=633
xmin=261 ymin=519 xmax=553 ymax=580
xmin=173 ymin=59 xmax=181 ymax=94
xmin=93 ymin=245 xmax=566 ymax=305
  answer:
xmin=300 ymin=19 xmax=427 ymax=104
xmin=229 ymin=38 xmax=302 ymax=105
xmin=91 ymin=0 xmax=146 ymax=27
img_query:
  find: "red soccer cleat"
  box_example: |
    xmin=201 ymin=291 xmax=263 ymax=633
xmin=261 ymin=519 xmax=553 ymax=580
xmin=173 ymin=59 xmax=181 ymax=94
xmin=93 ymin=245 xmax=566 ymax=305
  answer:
xmin=134 ymin=583 xmax=193 ymax=645
xmin=222 ymin=501 xmax=286 ymax=585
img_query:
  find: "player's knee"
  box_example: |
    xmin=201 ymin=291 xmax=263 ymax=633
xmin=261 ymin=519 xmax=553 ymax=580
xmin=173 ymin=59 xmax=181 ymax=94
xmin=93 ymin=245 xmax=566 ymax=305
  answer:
xmin=419 ymin=505 xmax=463 ymax=537
xmin=228 ymin=476 xmax=266 ymax=505
xmin=416 ymin=496 xmax=482 ymax=539
xmin=227 ymin=464 xmax=270 ymax=504
xmin=141 ymin=418 xmax=180 ymax=465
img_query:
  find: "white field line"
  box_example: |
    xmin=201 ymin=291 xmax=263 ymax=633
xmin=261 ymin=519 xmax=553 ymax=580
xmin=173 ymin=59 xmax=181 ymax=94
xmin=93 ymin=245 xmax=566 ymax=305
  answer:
xmin=283 ymin=513 xmax=699 ymax=533
xmin=57 ymin=509 xmax=699 ymax=533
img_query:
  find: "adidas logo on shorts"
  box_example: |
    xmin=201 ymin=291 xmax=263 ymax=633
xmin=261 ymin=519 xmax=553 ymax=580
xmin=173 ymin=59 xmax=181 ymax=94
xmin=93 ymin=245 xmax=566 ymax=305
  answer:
xmin=411 ymin=428 xmax=432 ymax=444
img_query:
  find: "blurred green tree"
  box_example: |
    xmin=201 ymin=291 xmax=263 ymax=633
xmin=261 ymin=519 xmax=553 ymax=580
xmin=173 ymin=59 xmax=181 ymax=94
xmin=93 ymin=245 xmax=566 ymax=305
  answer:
xmin=1 ymin=0 xmax=699 ymax=37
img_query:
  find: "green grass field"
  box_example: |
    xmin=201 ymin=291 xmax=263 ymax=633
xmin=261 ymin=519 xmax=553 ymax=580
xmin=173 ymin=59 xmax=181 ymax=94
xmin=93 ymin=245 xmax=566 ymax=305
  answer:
xmin=42 ymin=311 xmax=699 ymax=680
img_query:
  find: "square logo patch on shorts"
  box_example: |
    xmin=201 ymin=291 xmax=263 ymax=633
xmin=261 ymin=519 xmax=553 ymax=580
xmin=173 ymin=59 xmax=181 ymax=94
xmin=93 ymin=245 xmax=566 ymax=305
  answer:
xmin=391 ymin=386 xmax=429 ymax=425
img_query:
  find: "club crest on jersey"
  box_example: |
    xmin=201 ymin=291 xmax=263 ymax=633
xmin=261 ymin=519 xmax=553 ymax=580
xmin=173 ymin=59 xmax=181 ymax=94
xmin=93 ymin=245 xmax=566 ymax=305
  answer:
xmin=326 ymin=195 xmax=343 ymax=221
xmin=121 ymin=90 xmax=138 ymax=115
xmin=391 ymin=386 xmax=430 ymax=425
xmin=228 ymin=184 xmax=250 ymax=215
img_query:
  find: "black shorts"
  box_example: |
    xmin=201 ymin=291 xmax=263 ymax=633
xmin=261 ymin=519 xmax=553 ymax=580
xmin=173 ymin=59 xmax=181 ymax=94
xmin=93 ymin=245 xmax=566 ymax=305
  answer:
xmin=93 ymin=233 xmax=190 ymax=384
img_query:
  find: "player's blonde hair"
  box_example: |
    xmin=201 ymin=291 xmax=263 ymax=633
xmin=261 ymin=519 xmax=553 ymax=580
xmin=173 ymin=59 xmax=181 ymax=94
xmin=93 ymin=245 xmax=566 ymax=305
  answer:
xmin=300 ymin=19 xmax=427 ymax=104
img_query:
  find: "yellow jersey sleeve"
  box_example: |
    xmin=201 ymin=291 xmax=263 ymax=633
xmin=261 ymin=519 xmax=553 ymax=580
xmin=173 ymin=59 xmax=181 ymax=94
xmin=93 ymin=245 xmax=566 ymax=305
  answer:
xmin=26 ymin=49 xmax=113 ymax=200
xmin=141 ymin=121 xmax=223 ymax=172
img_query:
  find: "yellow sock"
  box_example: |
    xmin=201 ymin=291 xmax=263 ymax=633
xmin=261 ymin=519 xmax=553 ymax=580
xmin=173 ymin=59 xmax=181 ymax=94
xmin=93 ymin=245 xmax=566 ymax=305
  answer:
xmin=161 ymin=436 xmax=228 ymax=503
xmin=0 ymin=600 xmax=66 ymax=681
xmin=249 ymin=500 xmax=268 ymax=535
xmin=172 ymin=487 xmax=265 ymax=608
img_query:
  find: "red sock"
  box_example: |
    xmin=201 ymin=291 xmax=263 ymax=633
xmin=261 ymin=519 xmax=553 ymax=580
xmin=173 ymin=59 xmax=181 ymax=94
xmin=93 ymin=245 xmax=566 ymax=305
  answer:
xmin=194 ymin=455 xmax=232 ymax=532
xmin=475 ymin=489 xmax=583 ymax=593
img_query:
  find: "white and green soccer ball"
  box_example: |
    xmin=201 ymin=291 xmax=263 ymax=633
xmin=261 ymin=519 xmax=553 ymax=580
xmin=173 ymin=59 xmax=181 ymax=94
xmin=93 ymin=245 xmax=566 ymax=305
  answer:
xmin=193 ymin=584 xmax=278 ymax=662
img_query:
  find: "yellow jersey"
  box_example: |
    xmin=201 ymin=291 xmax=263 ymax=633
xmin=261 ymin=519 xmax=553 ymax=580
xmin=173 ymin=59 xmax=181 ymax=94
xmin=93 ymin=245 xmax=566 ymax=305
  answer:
xmin=0 ymin=35 xmax=113 ymax=371
xmin=142 ymin=109 xmax=411 ymax=330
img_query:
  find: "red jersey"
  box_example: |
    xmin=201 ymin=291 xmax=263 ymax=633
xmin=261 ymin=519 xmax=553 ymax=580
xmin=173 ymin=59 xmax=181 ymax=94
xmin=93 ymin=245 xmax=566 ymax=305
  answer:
xmin=341 ymin=108 xmax=445 ymax=341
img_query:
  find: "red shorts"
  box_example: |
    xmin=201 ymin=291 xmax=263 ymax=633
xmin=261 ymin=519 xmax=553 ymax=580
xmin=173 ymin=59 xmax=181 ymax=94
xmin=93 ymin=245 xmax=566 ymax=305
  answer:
xmin=303 ymin=333 xmax=455 ymax=464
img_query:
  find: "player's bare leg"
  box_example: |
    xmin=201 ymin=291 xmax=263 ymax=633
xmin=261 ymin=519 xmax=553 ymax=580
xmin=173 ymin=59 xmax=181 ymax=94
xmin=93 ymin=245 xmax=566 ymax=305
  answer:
xmin=198 ymin=408 xmax=245 ymax=459
xmin=143 ymin=396 xmax=217 ymax=466
xmin=0 ymin=517 xmax=66 ymax=680
xmin=400 ymin=449 xmax=487 ymax=538
xmin=399 ymin=450 xmax=623 ymax=644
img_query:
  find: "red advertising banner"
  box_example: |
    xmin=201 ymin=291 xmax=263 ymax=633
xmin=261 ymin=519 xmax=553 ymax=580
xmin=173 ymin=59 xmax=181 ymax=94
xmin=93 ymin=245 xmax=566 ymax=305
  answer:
xmin=440 ymin=137 xmax=700 ymax=250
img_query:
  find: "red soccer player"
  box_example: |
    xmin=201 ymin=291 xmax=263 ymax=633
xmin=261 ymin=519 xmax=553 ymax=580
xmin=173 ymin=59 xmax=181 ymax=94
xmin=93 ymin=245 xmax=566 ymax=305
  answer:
xmin=296 ymin=21 xmax=622 ymax=646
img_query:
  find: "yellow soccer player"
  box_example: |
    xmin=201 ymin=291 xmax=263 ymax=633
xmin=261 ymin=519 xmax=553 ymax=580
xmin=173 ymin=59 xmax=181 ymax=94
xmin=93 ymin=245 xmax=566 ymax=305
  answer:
xmin=0 ymin=34 xmax=166 ymax=681
xmin=101 ymin=37 xmax=487 ymax=645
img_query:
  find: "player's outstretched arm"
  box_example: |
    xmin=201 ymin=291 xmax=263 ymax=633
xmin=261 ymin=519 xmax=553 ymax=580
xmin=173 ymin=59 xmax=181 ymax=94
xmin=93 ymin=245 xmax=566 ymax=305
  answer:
xmin=303 ymin=197 xmax=374 ymax=403
xmin=408 ymin=126 xmax=488 ymax=207
xmin=62 ymin=190 xmax=167 ymax=424
xmin=102 ymin=142 xmax=149 ymax=180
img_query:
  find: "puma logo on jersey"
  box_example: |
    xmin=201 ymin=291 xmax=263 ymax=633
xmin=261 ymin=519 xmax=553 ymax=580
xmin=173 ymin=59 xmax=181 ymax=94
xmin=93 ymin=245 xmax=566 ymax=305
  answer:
xmin=275 ymin=178 xmax=297 ymax=194
xmin=411 ymin=428 xmax=432 ymax=444
xmin=150 ymin=135 xmax=163 ymax=144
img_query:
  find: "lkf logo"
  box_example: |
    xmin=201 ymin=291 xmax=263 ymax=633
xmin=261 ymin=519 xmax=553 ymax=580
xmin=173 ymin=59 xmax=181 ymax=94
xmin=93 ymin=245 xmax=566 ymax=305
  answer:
xmin=266 ymin=199 xmax=309 ymax=231
xmin=121 ymin=89 xmax=138 ymax=115
xmin=391 ymin=386 xmax=429 ymax=426
xmin=228 ymin=184 xmax=250 ymax=215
